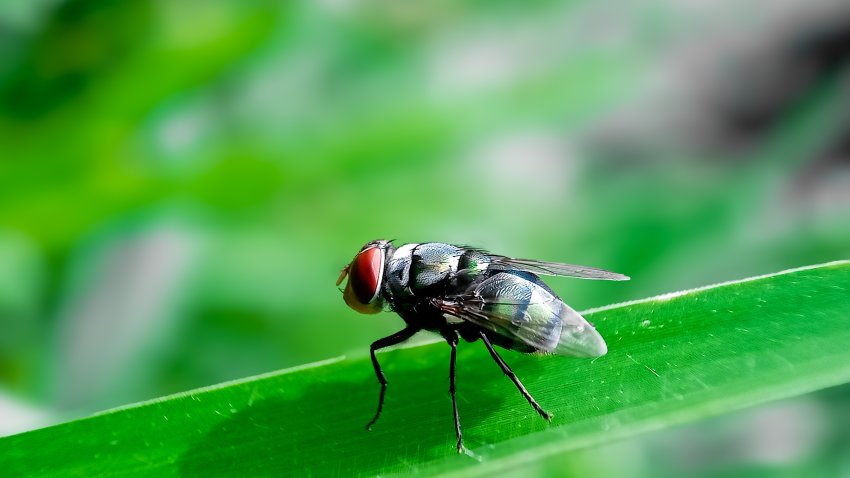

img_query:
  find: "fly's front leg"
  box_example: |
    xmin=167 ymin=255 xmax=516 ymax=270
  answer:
xmin=366 ymin=327 xmax=418 ymax=430
xmin=479 ymin=331 xmax=553 ymax=421
xmin=443 ymin=329 xmax=463 ymax=453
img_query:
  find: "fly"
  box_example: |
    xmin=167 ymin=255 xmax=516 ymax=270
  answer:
xmin=336 ymin=240 xmax=629 ymax=453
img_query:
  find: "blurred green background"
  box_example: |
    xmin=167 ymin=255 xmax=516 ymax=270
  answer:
xmin=1 ymin=0 xmax=849 ymax=475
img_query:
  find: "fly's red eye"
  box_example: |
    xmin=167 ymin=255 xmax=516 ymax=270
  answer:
xmin=341 ymin=242 xmax=387 ymax=315
xmin=349 ymin=247 xmax=384 ymax=304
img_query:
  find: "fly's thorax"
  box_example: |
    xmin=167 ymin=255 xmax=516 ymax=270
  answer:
xmin=340 ymin=240 xmax=393 ymax=314
xmin=385 ymin=243 xmax=493 ymax=299
xmin=386 ymin=242 xmax=461 ymax=293
xmin=409 ymin=243 xmax=464 ymax=289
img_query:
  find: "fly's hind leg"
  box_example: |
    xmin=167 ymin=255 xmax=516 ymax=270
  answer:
xmin=366 ymin=327 xmax=419 ymax=430
xmin=479 ymin=331 xmax=553 ymax=421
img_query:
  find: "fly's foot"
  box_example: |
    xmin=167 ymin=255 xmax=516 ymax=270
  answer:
xmin=365 ymin=410 xmax=381 ymax=431
xmin=531 ymin=403 xmax=552 ymax=422
xmin=366 ymin=382 xmax=388 ymax=431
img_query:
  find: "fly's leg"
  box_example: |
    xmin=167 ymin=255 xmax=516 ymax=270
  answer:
xmin=479 ymin=331 xmax=553 ymax=421
xmin=445 ymin=330 xmax=463 ymax=453
xmin=366 ymin=327 xmax=419 ymax=430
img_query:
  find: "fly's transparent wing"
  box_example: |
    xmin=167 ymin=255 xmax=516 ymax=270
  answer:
xmin=432 ymin=271 xmax=608 ymax=357
xmin=487 ymin=256 xmax=629 ymax=281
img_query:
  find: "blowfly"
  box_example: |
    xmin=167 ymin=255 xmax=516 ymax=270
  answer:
xmin=337 ymin=240 xmax=629 ymax=453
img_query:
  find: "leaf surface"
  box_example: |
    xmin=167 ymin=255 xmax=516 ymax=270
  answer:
xmin=2 ymin=261 xmax=849 ymax=477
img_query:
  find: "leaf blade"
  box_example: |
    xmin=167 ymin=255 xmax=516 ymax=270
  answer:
xmin=2 ymin=261 xmax=849 ymax=477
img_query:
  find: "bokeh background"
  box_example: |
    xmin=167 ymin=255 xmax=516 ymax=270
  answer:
xmin=1 ymin=0 xmax=849 ymax=475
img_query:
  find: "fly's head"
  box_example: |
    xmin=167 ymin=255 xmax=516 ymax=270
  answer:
xmin=337 ymin=239 xmax=393 ymax=314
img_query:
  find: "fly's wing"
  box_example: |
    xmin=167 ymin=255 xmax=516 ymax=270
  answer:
xmin=487 ymin=255 xmax=629 ymax=281
xmin=432 ymin=271 xmax=608 ymax=358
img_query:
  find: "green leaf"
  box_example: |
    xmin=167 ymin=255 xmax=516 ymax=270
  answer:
xmin=2 ymin=261 xmax=849 ymax=477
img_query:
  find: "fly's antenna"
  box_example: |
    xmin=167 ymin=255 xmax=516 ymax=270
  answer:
xmin=336 ymin=264 xmax=350 ymax=287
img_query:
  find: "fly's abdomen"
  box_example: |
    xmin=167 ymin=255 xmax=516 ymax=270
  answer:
xmin=468 ymin=271 xmax=607 ymax=357
xmin=473 ymin=271 xmax=563 ymax=351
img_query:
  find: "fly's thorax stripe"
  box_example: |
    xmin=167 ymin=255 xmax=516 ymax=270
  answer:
xmin=392 ymin=243 xmax=418 ymax=265
xmin=386 ymin=243 xmax=418 ymax=297
xmin=392 ymin=243 xmax=418 ymax=279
